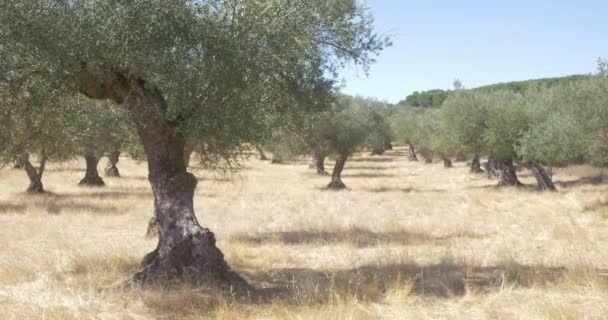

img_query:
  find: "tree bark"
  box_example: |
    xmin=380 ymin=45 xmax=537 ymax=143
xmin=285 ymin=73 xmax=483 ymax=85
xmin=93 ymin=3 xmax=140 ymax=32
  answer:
xmin=314 ymin=152 xmax=328 ymax=175
xmin=23 ymin=158 xmax=46 ymax=194
xmin=408 ymin=144 xmax=418 ymax=161
xmin=384 ymin=138 xmax=393 ymax=150
xmin=470 ymin=154 xmax=483 ymax=174
xmin=105 ymin=151 xmax=121 ymax=177
xmin=77 ymin=67 xmax=250 ymax=291
xmin=183 ymin=143 xmax=194 ymax=168
xmin=79 ymin=155 xmax=105 ymax=186
xmin=496 ymin=158 xmax=523 ymax=187
xmin=123 ymin=82 xmax=248 ymax=291
xmin=255 ymin=145 xmax=268 ymax=161
xmin=371 ymin=146 xmax=385 ymax=155
xmin=484 ymin=157 xmax=500 ymax=179
xmin=442 ymin=157 xmax=453 ymax=168
xmin=327 ymin=154 xmax=348 ymax=190
xmin=526 ymin=160 xmax=556 ymax=191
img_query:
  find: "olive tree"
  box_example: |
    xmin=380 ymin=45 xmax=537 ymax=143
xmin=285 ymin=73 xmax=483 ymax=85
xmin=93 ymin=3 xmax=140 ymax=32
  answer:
xmin=66 ymin=99 xmax=134 ymax=185
xmin=0 ymin=78 xmax=76 ymax=194
xmin=519 ymin=76 xmax=608 ymax=189
xmin=440 ymin=91 xmax=489 ymax=173
xmin=323 ymin=97 xmax=371 ymax=189
xmin=0 ymin=0 xmax=387 ymax=289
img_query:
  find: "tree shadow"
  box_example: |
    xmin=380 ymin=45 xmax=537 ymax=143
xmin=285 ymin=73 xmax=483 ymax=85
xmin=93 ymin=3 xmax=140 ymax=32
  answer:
xmin=57 ymin=191 xmax=153 ymax=200
xmin=0 ymin=203 xmax=26 ymax=214
xmin=349 ymin=157 xmax=395 ymax=163
xmin=555 ymin=175 xmax=608 ymax=188
xmin=346 ymin=165 xmax=395 ymax=171
xmin=244 ymin=262 xmax=571 ymax=302
xmin=362 ymin=186 xmax=446 ymax=194
xmin=341 ymin=172 xmax=394 ymax=178
xmin=230 ymin=227 xmax=485 ymax=248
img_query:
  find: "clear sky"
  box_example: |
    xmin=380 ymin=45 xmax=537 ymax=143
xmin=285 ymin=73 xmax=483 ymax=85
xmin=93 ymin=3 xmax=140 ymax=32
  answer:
xmin=341 ymin=0 xmax=608 ymax=103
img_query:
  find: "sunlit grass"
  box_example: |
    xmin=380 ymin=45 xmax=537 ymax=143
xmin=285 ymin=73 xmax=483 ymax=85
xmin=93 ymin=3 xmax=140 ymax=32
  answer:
xmin=0 ymin=147 xmax=607 ymax=319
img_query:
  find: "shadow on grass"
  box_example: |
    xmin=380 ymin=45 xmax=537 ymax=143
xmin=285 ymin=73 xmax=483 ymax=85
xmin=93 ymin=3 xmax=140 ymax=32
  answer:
xmin=0 ymin=203 xmax=26 ymax=214
xmin=59 ymin=191 xmax=152 ymax=200
xmin=231 ymin=227 xmax=484 ymax=247
xmin=341 ymin=172 xmax=395 ymax=178
xmin=77 ymin=254 xmax=606 ymax=318
xmin=362 ymin=186 xmax=446 ymax=194
xmin=345 ymin=165 xmax=396 ymax=171
xmin=349 ymin=157 xmax=395 ymax=163
xmin=244 ymin=262 xmax=571 ymax=302
xmin=555 ymin=175 xmax=608 ymax=188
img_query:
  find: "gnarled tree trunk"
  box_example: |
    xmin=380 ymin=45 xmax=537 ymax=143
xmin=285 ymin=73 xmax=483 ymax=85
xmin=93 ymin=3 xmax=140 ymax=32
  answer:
xmin=470 ymin=154 xmax=483 ymax=174
xmin=496 ymin=158 xmax=523 ymax=187
xmin=384 ymin=138 xmax=393 ymax=151
xmin=79 ymin=155 xmax=105 ymax=186
xmin=526 ymin=160 xmax=556 ymax=191
xmin=408 ymin=144 xmax=418 ymax=161
xmin=23 ymin=157 xmax=46 ymax=194
xmin=484 ymin=157 xmax=500 ymax=179
xmin=314 ymin=152 xmax=328 ymax=175
xmin=105 ymin=151 xmax=121 ymax=177
xmin=77 ymin=66 xmax=249 ymax=291
xmin=126 ymin=82 xmax=248 ymax=291
xmin=255 ymin=145 xmax=268 ymax=161
xmin=442 ymin=157 xmax=453 ymax=168
xmin=327 ymin=154 xmax=348 ymax=190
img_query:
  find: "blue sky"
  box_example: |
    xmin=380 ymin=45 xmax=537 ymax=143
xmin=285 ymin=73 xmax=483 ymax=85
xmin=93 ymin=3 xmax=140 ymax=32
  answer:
xmin=341 ymin=0 xmax=608 ymax=103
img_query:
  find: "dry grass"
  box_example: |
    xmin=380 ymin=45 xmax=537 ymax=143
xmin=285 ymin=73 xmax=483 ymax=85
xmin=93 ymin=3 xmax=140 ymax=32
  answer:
xmin=0 ymin=147 xmax=607 ymax=319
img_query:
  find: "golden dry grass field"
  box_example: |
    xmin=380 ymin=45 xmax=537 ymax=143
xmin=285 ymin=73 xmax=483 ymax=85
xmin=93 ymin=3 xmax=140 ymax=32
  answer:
xmin=1 ymin=147 xmax=607 ymax=319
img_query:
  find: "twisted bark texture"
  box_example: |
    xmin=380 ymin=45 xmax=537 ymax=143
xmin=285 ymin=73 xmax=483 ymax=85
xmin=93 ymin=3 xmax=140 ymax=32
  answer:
xmin=470 ymin=154 xmax=483 ymax=174
xmin=79 ymin=155 xmax=105 ymax=186
xmin=314 ymin=152 xmax=328 ymax=175
xmin=442 ymin=158 xmax=453 ymax=168
xmin=105 ymin=151 xmax=120 ymax=177
xmin=408 ymin=144 xmax=418 ymax=161
xmin=526 ymin=160 xmax=556 ymax=191
xmin=327 ymin=154 xmax=347 ymax=190
xmin=23 ymin=158 xmax=46 ymax=194
xmin=78 ymin=68 xmax=250 ymax=291
xmin=496 ymin=159 xmax=523 ymax=187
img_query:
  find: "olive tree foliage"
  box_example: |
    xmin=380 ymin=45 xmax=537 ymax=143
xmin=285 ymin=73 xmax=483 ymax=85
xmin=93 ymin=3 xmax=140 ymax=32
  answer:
xmin=0 ymin=76 xmax=76 ymax=193
xmin=0 ymin=0 xmax=388 ymax=289
xmin=519 ymin=76 xmax=608 ymax=168
xmin=65 ymin=98 xmax=136 ymax=184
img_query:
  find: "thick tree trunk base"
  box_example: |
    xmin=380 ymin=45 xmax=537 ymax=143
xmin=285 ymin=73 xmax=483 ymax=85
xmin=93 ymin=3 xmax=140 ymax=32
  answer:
xmin=105 ymin=166 xmax=120 ymax=177
xmin=484 ymin=159 xmax=500 ymax=179
xmin=317 ymin=168 xmax=329 ymax=176
xmin=26 ymin=180 xmax=45 ymax=194
xmin=496 ymin=159 xmax=523 ymax=187
xmin=408 ymin=145 xmax=418 ymax=161
xmin=79 ymin=176 xmax=105 ymax=186
xmin=105 ymin=151 xmax=121 ymax=177
xmin=470 ymin=155 xmax=483 ymax=174
xmin=443 ymin=159 xmax=453 ymax=168
xmin=527 ymin=160 xmax=556 ymax=191
xmin=132 ymin=228 xmax=252 ymax=293
xmin=327 ymin=177 xmax=347 ymax=190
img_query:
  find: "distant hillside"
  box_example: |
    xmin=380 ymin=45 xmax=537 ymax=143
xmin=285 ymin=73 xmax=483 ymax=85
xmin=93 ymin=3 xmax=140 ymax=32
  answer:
xmin=398 ymin=74 xmax=592 ymax=108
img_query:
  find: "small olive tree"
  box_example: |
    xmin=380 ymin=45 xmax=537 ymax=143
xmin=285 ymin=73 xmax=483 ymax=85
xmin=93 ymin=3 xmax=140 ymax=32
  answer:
xmin=323 ymin=96 xmax=371 ymax=189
